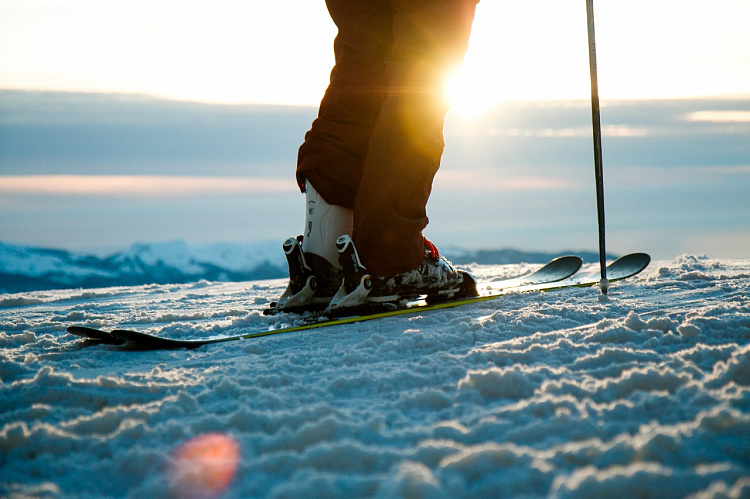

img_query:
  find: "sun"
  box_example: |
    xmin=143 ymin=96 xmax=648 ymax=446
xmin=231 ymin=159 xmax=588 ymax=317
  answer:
xmin=442 ymin=1 xmax=592 ymax=118
xmin=444 ymin=65 xmax=496 ymax=118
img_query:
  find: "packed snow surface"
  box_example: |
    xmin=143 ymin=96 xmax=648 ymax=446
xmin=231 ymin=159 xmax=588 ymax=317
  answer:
xmin=1 ymin=255 xmax=749 ymax=498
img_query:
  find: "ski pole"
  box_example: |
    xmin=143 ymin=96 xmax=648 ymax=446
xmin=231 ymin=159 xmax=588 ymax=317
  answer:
xmin=586 ymin=0 xmax=608 ymax=294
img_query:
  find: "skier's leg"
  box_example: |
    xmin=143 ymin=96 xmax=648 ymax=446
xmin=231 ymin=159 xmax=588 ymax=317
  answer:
xmin=353 ymin=0 xmax=478 ymax=277
xmin=296 ymin=0 xmax=393 ymax=210
xmin=278 ymin=0 xmax=393 ymax=311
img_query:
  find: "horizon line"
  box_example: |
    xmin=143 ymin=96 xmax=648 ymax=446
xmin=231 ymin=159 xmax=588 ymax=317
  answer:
xmin=3 ymin=87 xmax=750 ymax=108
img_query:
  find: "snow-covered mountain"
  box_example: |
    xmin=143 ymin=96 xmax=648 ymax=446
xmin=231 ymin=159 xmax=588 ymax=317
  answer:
xmin=0 ymin=240 xmax=608 ymax=293
xmin=0 ymin=240 xmax=286 ymax=293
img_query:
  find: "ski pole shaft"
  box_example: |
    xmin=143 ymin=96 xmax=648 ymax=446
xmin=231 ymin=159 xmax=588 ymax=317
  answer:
xmin=586 ymin=0 xmax=608 ymax=294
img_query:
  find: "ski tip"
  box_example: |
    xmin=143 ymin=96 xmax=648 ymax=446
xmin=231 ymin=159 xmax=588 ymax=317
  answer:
xmin=616 ymin=252 xmax=650 ymax=263
xmin=530 ymin=255 xmax=584 ymax=283
xmin=66 ymin=325 xmax=126 ymax=345
xmin=612 ymin=252 xmax=651 ymax=269
xmin=607 ymin=252 xmax=651 ymax=281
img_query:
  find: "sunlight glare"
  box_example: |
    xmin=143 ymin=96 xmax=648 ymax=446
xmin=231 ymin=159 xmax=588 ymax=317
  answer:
xmin=445 ymin=66 xmax=497 ymax=119
xmin=1 ymin=1 xmax=748 ymax=105
xmin=444 ymin=1 xmax=592 ymax=119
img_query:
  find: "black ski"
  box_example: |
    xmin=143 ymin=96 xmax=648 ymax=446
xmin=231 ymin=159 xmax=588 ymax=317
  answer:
xmin=66 ymin=254 xmax=581 ymax=347
xmin=66 ymin=253 xmax=649 ymax=350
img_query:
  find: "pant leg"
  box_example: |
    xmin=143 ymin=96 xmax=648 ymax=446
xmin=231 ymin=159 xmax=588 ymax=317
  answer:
xmin=354 ymin=0 xmax=478 ymax=276
xmin=296 ymin=0 xmax=393 ymax=209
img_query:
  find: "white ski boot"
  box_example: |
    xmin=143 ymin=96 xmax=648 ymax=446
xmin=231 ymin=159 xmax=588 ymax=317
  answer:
xmin=273 ymin=182 xmax=352 ymax=314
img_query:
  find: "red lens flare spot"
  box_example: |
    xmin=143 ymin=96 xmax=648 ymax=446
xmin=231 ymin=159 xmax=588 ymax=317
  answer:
xmin=168 ymin=433 xmax=240 ymax=498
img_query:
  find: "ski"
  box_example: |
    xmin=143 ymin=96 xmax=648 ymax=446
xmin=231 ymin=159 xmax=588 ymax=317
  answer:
xmin=66 ymin=253 xmax=649 ymax=350
xmin=66 ymin=254 xmax=581 ymax=347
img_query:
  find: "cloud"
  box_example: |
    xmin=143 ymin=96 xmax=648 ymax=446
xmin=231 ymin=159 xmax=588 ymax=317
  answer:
xmin=481 ymin=125 xmax=649 ymax=139
xmin=686 ymin=110 xmax=750 ymax=123
xmin=0 ymin=175 xmax=297 ymax=197
xmin=0 ymin=90 xmax=315 ymax=177
xmin=434 ymin=172 xmax=577 ymax=192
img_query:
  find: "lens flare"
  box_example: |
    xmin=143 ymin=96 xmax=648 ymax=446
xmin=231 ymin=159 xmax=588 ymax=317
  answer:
xmin=167 ymin=433 xmax=240 ymax=499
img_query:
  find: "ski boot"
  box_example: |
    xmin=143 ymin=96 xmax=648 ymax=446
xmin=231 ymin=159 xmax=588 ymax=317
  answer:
xmin=267 ymin=236 xmax=343 ymax=315
xmin=328 ymin=235 xmax=374 ymax=314
xmin=269 ymin=180 xmax=353 ymax=315
xmin=327 ymin=235 xmax=478 ymax=316
xmin=370 ymin=237 xmax=477 ymax=303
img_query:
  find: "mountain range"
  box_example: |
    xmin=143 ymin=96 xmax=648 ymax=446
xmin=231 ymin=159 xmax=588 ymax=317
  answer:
xmin=0 ymin=240 xmax=607 ymax=294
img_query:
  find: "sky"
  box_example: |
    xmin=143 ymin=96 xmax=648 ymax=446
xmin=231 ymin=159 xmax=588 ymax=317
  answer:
xmin=1 ymin=0 xmax=749 ymax=260
xmin=2 ymin=0 xmax=749 ymax=107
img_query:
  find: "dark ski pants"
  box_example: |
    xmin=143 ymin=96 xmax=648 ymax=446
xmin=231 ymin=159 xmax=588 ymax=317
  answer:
xmin=297 ymin=0 xmax=477 ymax=277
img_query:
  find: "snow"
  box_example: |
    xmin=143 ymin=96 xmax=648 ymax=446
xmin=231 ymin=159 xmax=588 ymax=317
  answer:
xmin=1 ymin=255 xmax=749 ymax=498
